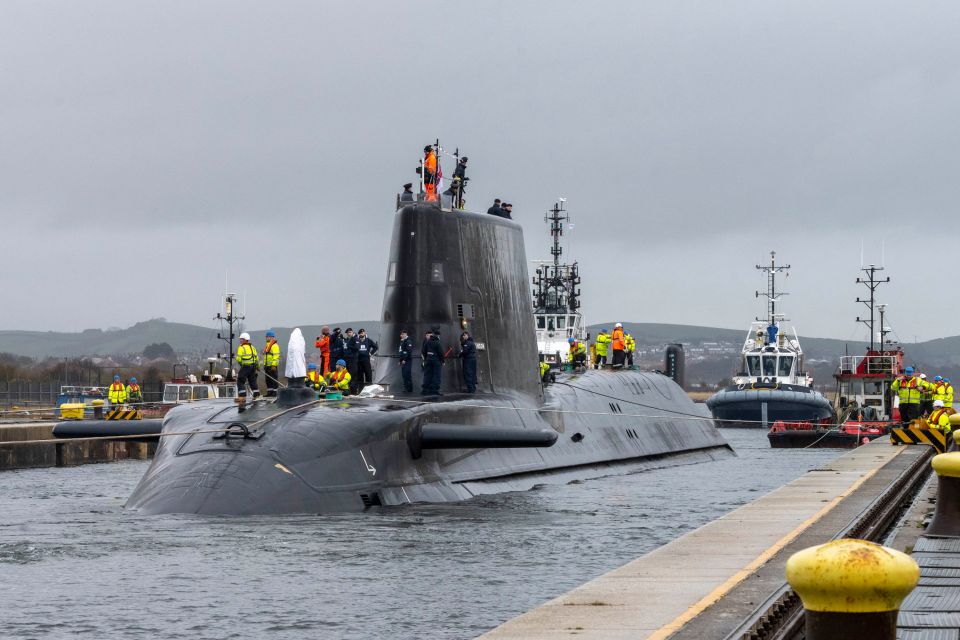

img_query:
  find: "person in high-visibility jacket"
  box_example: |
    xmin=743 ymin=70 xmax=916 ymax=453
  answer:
xmin=933 ymin=376 xmax=954 ymax=408
xmin=236 ymin=332 xmax=260 ymax=407
xmin=611 ymin=323 xmax=626 ymax=368
xmin=920 ymin=373 xmax=934 ymax=415
xmin=305 ymin=363 xmax=324 ymax=390
xmin=928 ymin=400 xmax=953 ymax=433
xmin=125 ymin=377 xmax=143 ymax=404
xmin=594 ymin=330 xmax=611 ymax=369
xmin=624 ymin=334 xmax=636 ymax=367
xmin=568 ymin=337 xmax=587 ymax=369
xmin=891 ymin=366 xmax=929 ymax=426
xmin=539 ymin=360 xmax=554 ymax=384
xmin=262 ymin=330 xmax=281 ymax=397
xmin=108 ymin=374 xmax=126 ymax=406
xmin=315 ymin=326 xmax=331 ymax=375
xmin=422 ymin=145 xmax=438 ymax=201
xmin=325 ymin=359 xmax=351 ymax=394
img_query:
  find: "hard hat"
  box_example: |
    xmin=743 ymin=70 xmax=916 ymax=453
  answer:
xmin=946 ymin=378 xmax=952 ymax=383
xmin=240 ymin=332 xmax=251 ymax=341
xmin=921 ymin=373 xmax=927 ymax=379
xmin=113 ymin=375 xmax=120 ymax=381
xmin=336 ymin=359 xmax=346 ymax=367
xmin=935 ymin=400 xmax=945 ymax=408
xmin=265 ymin=330 xmax=276 ymax=338
xmin=567 ymin=337 xmax=575 ymax=343
xmin=308 ymin=363 xmax=317 ymax=370
xmin=130 ymin=377 xmax=137 ymax=383
xmin=905 ymin=366 xmax=914 ymax=375
xmin=935 ymin=375 xmax=943 ymax=381
xmin=615 ymin=323 xmax=623 ymax=328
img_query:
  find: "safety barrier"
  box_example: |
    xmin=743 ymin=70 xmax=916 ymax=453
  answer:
xmin=890 ymin=425 xmax=947 ymax=453
xmin=105 ymin=408 xmax=142 ymax=421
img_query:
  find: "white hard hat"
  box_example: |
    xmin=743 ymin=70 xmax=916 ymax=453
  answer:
xmin=615 ymin=323 xmax=623 ymax=328
xmin=240 ymin=332 xmax=251 ymax=341
xmin=934 ymin=399 xmax=945 ymax=408
xmin=920 ymin=373 xmax=927 ymax=379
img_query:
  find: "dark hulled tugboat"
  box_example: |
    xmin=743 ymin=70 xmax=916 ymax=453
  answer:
xmin=706 ymin=252 xmax=834 ymax=428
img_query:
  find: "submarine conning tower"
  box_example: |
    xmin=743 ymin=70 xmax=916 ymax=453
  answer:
xmin=374 ymin=203 xmax=542 ymax=398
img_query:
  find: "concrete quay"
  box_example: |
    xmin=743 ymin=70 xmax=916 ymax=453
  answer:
xmin=0 ymin=421 xmax=154 ymax=470
xmin=480 ymin=439 xmax=928 ymax=639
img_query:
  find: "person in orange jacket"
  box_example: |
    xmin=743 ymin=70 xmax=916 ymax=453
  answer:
xmin=422 ymin=145 xmax=437 ymax=201
xmin=611 ymin=323 xmax=626 ymax=368
xmin=315 ymin=326 xmax=331 ymax=375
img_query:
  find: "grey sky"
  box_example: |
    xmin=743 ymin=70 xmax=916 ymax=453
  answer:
xmin=2 ymin=1 xmax=958 ymax=343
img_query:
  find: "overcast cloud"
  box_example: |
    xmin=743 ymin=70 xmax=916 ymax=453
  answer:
xmin=2 ymin=1 xmax=958 ymax=342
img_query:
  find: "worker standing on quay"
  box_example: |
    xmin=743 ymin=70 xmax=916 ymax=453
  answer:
xmin=421 ymin=145 xmax=438 ymax=202
xmin=920 ymin=373 xmax=934 ymax=415
xmin=125 ymin=377 xmax=143 ymax=404
xmin=933 ymin=376 xmax=954 ymax=408
xmin=625 ymin=333 xmax=636 ymax=367
xmin=306 ymin=363 xmax=323 ymax=390
xmin=397 ymin=329 xmax=414 ymax=393
xmin=594 ymin=329 xmax=611 ymax=369
xmin=236 ymin=332 xmax=260 ymax=408
xmin=421 ymin=327 xmax=444 ymax=396
xmin=353 ymin=328 xmax=378 ymax=394
xmin=329 ymin=327 xmax=345 ymax=373
xmin=611 ymin=323 xmax=626 ymax=368
xmin=263 ymin=330 xmax=281 ymax=397
xmin=325 ymin=359 xmax=352 ymax=395
xmin=891 ymin=366 xmax=926 ymax=426
xmin=928 ymin=400 xmax=953 ymax=434
xmin=459 ymin=331 xmax=477 ymax=393
xmin=108 ymin=374 xmax=127 ymax=407
xmin=315 ymin=326 xmax=331 ymax=375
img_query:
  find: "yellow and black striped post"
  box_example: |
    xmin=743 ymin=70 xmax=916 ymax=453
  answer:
xmin=890 ymin=425 xmax=947 ymax=453
xmin=927 ymin=451 xmax=960 ymax=537
xmin=786 ymin=539 xmax=919 ymax=639
xmin=104 ymin=407 xmax=142 ymax=421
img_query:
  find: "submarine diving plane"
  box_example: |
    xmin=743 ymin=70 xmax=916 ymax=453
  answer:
xmin=117 ymin=164 xmax=731 ymax=515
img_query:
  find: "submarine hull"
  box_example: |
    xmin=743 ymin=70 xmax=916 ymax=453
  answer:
xmin=705 ymin=383 xmax=835 ymax=428
xmin=126 ymin=203 xmax=731 ymax=515
xmin=126 ymin=370 xmax=730 ymax=515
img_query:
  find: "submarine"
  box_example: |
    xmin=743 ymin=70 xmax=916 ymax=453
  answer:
xmin=115 ymin=183 xmax=731 ymax=515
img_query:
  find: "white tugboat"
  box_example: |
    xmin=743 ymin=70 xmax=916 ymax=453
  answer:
xmin=706 ymin=251 xmax=835 ymax=428
xmin=532 ymin=200 xmax=588 ymax=369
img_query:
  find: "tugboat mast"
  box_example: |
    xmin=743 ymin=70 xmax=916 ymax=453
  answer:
xmin=755 ymin=251 xmax=790 ymax=327
xmin=532 ymin=200 xmax=581 ymax=314
xmin=856 ymin=265 xmax=890 ymax=351
xmin=216 ymin=293 xmax=243 ymax=381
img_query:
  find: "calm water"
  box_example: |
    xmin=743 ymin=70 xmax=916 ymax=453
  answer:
xmin=0 ymin=430 xmax=841 ymax=639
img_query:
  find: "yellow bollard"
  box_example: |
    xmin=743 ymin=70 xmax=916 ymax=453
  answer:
xmin=927 ymin=451 xmax=960 ymax=536
xmin=786 ymin=539 xmax=919 ymax=639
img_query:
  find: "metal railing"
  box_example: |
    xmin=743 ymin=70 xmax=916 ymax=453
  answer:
xmin=837 ymin=354 xmax=898 ymax=375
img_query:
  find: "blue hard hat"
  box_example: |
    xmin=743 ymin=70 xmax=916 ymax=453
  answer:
xmin=935 ymin=375 xmax=943 ymax=381
xmin=130 ymin=377 xmax=137 ymax=383
xmin=946 ymin=378 xmax=951 ymax=383
xmin=568 ymin=337 xmax=575 ymax=343
xmin=266 ymin=330 xmax=276 ymax=338
xmin=905 ymin=366 xmax=914 ymax=375
xmin=307 ymin=363 xmax=317 ymax=370
xmin=114 ymin=374 xmax=120 ymax=381
xmin=336 ymin=359 xmax=346 ymax=367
